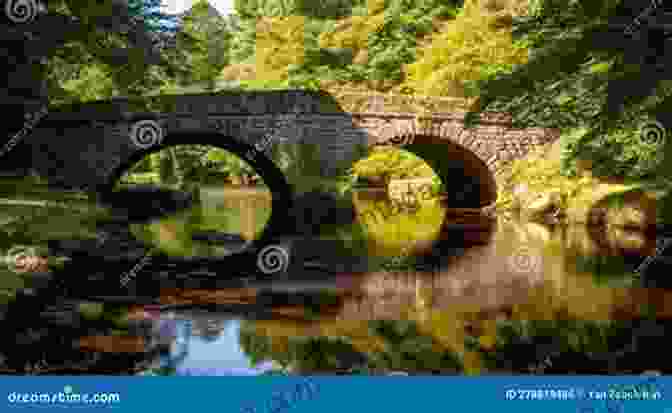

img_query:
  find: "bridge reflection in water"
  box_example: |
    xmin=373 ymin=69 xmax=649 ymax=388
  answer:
xmin=139 ymin=186 xmax=671 ymax=373
xmin=337 ymin=214 xmax=665 ymax=322
xmin=191 ymin=187 xmax=665 ymax=328
xmin=12 ymin=185 xmax=666 ymax=375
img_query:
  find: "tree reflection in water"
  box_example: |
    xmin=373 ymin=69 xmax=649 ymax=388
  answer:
xmin=239 ymin=313 xmax=672 ymax=375
xmin=0 ymin=291 xmax=160 ymax=374
xmin=152 ymin=315 xmax=191 ymax=374
xmin=239 ymin=319 xmax=463 ymax=375
xmin=469 ymin=317 xmax=671 ymax=374
xmin=195 ymin=320 xmax=226 ymax=343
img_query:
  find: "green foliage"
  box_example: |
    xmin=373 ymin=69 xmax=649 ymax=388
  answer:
xmin=317 ymin=0 xmax=460 ymax=91
xmin=235 ymin=0 xmax=361 ymax=19
xmin=254 ymin=16 xmax=310 ymax=82
xmin=560 ymin=122 xmax=664 ymax=179
xmin=348 ymin=147 xmax=438 ymax=184
xmin=228 ymin=0 xmax=460 ymax=93
xmin=465 ymin=0 xmax=672 ymax=179
xmin=205 ymin=147 xmax=256 ymax=177
xmin=229 ymin=0 xmax=345 ymax=81
xmin=402 ymin=0 xmax=529 ymax=97
xmin=572 ymin=254 xmax=637 ymax=287
xmin=40 ymin=1 xmax=188 ymax=104
xmin=122 ymin=145 xmax=260 ymax=185
xmin=45 ymin=0 xmax=672 ymax=186
xmin=58 ymin=64 xmax=117 ymax=103
xmin=178 ymin=0 xmax=232 ymax=89
xmin=39 ymin=0 xmax=224 ymax=104
xmin=239 ymin=318 xmax=463 ymax=373
xmin=365 ymin=320 xmax=463 ymax=373
xmin=471 ymin=318 xmax=655 ymax=373
xmin=269 ymin=141 xmax=325 ymax=193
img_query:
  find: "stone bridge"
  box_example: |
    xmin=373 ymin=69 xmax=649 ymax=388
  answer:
xmin=27 ymin=90 xmax=560 ymax=208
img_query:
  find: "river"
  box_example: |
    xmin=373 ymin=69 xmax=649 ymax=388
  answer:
xmin=0 ymin=184 xmax=670 ymax=375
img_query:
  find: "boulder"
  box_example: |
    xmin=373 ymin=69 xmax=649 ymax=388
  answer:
xmin=510 ymin=183 xmax=530 ymax=211
xmin=522 ymin=190 xmax=562 ymax=221
xmin=603 ymin=191 xmax=657 ymax=230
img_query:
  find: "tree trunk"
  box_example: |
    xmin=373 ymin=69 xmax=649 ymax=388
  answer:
xmin=168 ymin=148 xmax=184 ymax=187
xmin=158 ymin=151 xmax=172 ymax=183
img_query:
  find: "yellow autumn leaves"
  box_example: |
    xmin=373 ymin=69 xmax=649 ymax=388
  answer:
xmin=242 ymin=0 xmax=529 ymax=98
xmin=402 ymin=0 xmax=530 ymax=97
xmin=254 ymin=15 xmax=307 ymax=82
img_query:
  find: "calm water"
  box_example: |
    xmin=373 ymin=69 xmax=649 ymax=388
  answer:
xmin=1 ymin=185 xmax=671 ymax=375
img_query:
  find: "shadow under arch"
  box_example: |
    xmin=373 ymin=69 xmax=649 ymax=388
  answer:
xmin=97 ymin=131 xmax=295 ymax=258
xmin=361 ymin=134 xmax=498 ymax=208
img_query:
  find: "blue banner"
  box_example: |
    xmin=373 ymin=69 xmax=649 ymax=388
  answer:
xmin=0 ymin=376 xmax=668 ymax=412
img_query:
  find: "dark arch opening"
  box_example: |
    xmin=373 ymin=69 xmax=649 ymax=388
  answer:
xmin=368 ymin=134 xmax=497 ymax=208
xmin=97 ymin=132 xmax=295 ymax=255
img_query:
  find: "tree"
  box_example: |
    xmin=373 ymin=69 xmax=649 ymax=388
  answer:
xmin=228 ymin=0 xmax=373 ymax=90
xmin=348 ymin=146 xmax=437 ymax=186
xmin=47 ymin=0 xmax=193 ymax=102
xmin=401 ymin=0 xmax=528 ymax=97
xmin=0 ymin=0 xmax=183 ymax=106
xmin=234 ymin=0 xmax=359 ymax=20
xmin=464 ymin=0 xmax=672 ymax=180
xmin=177 ymin=0 xmax=232 ymax=90
xmin=0 ymin=0 xmax=179 ymax=173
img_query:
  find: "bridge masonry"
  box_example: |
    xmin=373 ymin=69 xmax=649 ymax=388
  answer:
xmin=27 ymin=90 xmax=560 ymax=200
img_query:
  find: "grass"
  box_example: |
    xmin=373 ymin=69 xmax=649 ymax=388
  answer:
xmin=0 ymin=175 xmax=89 ymax=199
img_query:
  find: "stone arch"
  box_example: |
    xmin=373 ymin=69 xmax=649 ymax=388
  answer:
xmin=356 ymin=132 xmax=497 ymax=208
xmin=98 ymin=131 xmax=295 ymax=242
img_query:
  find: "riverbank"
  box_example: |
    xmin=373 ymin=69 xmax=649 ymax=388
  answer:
xmin=493 ymin=140 xmax=671 ymax=231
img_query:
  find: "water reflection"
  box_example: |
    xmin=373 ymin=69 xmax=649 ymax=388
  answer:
xmin=1 ymin=185 xmax=672 ymax=375
xmin=0 ymin=293 xmax=159 ymax=374
xmin=144 ymin=312 xmax=277 ymax=376
xmin=128 ymin=185 xmax=272 ymax=259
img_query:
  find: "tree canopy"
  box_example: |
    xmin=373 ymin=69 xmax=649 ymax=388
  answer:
xmin=464 ymin=0 xmax=672 ymax=179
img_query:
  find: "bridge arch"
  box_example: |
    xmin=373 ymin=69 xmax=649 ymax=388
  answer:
xmin=357 ymin=133 xmax=498 ymax=208
xmin=98 ymin=131 xmax=295 ymax=242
